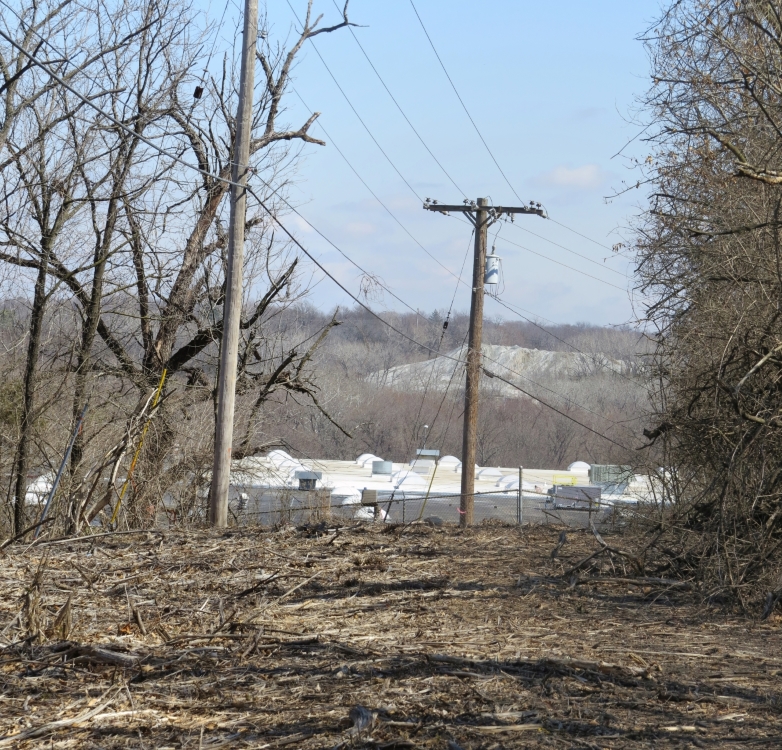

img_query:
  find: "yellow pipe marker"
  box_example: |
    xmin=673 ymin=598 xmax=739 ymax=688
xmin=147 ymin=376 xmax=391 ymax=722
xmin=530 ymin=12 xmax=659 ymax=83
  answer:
xmin=110 ymin=369 xmax=167 ymax=525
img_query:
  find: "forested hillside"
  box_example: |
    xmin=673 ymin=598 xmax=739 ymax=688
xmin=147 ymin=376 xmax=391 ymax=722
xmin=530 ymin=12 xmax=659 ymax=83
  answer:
xmin=0 ymin=298 xmax=647 ymax=531
xmin=203 ymin=304 xmax=648 ymax=469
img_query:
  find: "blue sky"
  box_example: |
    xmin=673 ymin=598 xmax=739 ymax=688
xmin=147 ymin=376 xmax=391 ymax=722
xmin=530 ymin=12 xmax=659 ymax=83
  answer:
xmin=219 ymin=1 xmax=663 ymax=326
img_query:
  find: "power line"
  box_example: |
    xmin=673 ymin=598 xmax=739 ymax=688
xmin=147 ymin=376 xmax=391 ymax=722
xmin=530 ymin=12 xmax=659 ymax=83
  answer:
xmin=292 ymin=88 xmax=466 ymax=288
xmin=330 ymin=0 xmax=467 ymax=199
xmin=407 ymin=0 xmax=520 ymax=205
xmin=446 ymin=214 xmax=627 ymax=292
xmin=285 ymin=0 xmax=423 ymax=202
xmin=488 ymin=295 xmax=641 ymax=386
xmin=297 ymin=84 xmax=630 ymax=318
xmin=550 ymin=217 xmax=614 ymax=252
xmin=296 ymin=88 xmax=636 ymax=386
xmin=401 ymin=228 xmax=474 ymax=466
xmin=0 ymin=0 xmax=429 ymax=324
xmin=510 ymin=222 xmax=627 ymax=277
xmin=256 ymin=213 xmax=626 ymax=427
xmin=0 ymin=22 xmax=443 ymax=350
xmin=273 ymin=12 xmax=636 ymax=430
xmin=247 ymin=189 xmax=464 ymax=361
xmin=482 ymin=367 xmax=633 ymax=452
xmin=0 ymin=21 xmax=629 ymax=436
xmin=286 ymin=1 xmax=630 ymax=296
xmin=478 ymin=347 xmax=626 ymax=426
xmin=296 ymin=91 xmax=637 ymax=426
xmin=407 ymin=0 xmax=624 ymax=268
xmin=501 ymin=233 xmax=627 ymax=291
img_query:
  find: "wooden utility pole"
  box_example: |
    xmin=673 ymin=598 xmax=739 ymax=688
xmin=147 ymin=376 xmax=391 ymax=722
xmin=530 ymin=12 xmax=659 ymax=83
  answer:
xmin=461 ymin=197 xmax=488 ymax=526
xmin=210 ymin=0 xmax=258 ymax=527
xmin=424 ymin=198 xmax=544 ymax=527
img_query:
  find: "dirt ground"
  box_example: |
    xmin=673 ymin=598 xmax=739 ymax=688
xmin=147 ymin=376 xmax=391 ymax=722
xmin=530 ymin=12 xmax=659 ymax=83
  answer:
xmin=0 ymin=521 xmax=780 ymax=749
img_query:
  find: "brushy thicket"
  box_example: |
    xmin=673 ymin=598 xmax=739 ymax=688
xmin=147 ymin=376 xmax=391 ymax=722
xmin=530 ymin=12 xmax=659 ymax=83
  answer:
xmin=634 ymin=0 xmax=782 ymax=612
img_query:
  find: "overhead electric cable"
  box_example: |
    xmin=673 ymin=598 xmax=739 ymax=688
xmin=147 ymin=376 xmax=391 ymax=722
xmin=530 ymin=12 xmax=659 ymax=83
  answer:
xmin=407 ymin=0 xmax=520 ymax=205
xmin=501 ymin=231 xmax=627 ymax=290
xmin=294 ymin=92 xmax=637 ymax=386
xmin=478 ymin=349 xmax=627 ymax=425
xmin=429 ymin=336 xmax=467 ymax=446
xmin=0 ymin=1 xmax=430 ymax=324
xmin=285 ymin=0 xmax=423 ymax=202
xmin=244 ymin=194 xmax=628 ymax=427
xmin=292 ymin=88 xmax=466 ymax=286
xmin=482 ymin=368 xmax=633 ymax=452
xmin=408 ymin=0 xmax=623 ymax=265
xmin=488 ymin=295 xmax=640 ymax=386
xmin=0 ymin=24 xmax=443 ymax=348
xmin=445 ymin=214 xmax=626 ymax=292
xmin=284 ymin=1 xmax=629 ymax=295
xmin=329 ymin=0 xmax=467 ymax=199
xmin=244 ymin=189 xmax=465 ymax=362
xmin=510 ymin=222 xmax=626 ymax=277
xmin=1 ymin=23 xmax=626 ymax=432
xmin=401 ymin=228 xmax=474 ymax=466
xmin=549 ymin=218 xmax=614 ymax=252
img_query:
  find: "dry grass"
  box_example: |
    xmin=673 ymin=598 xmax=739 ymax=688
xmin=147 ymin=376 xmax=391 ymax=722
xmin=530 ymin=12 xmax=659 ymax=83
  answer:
xmin=0 ymin=521 xmax=780 ymax=749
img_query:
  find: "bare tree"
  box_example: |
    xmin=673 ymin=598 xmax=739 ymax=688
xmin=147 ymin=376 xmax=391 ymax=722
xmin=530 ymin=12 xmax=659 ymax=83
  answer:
xmin=0 ymin=0 xmax=358 ymax=532
xmin=634 ymin=0 xmax=782 ymax=607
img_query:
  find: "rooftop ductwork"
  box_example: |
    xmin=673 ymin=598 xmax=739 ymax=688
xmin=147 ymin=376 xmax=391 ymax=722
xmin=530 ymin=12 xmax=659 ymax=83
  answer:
xmin=295 ymin=470 xmax=322 ymax=491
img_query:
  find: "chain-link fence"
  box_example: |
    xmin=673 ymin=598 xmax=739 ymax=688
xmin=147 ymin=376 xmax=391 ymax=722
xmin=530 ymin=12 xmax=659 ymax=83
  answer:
xmin=175 ymin=486 xmax=625 ymax=528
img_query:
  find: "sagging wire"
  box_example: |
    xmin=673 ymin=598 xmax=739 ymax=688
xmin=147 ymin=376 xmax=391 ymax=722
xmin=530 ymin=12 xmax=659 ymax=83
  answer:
xmin=396 ymin=227 xmax=474 ymax=507
xmin=0 ymin=19 xmax=627 ymax=436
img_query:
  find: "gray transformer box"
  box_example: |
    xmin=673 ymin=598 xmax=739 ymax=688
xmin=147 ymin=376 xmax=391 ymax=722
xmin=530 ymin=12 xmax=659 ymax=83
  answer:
xmin=589 ymin=465 xmax=632 ymax=484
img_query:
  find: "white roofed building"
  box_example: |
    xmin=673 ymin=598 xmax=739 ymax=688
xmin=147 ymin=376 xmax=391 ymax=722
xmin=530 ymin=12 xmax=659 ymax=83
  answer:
xmin=209 ymin=452 xmax=648 ymax=526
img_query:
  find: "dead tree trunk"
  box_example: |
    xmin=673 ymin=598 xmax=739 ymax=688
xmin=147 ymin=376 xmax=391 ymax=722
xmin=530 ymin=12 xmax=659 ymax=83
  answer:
xmin=12 ymin=236 xmax=51 ymax=534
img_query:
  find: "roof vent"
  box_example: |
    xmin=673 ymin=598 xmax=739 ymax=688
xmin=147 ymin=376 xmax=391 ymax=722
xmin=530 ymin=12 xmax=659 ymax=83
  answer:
xmin=295 ymin=470 xmax=322 ymax=491
xmin=372 ymin=460 xmax=393 ymax=475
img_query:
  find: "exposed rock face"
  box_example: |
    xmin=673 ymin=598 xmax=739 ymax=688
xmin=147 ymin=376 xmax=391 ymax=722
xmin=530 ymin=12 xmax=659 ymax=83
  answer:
xmin=369 ymin=345 xmax=629 ymax=398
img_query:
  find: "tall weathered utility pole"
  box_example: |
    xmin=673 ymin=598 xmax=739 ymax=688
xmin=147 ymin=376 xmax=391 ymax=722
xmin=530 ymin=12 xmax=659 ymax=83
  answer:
xmin=210 ymin=0 xmax=259 ymax=527
xmin=423 ymin=198 xmax=544 ymax=527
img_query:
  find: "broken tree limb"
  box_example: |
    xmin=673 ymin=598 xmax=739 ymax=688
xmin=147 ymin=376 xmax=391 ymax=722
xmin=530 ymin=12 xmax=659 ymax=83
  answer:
xmin=570 ymin=576 xmax=693 ymax=590
xmin=0 ymin=690 xmax=116 ymax=747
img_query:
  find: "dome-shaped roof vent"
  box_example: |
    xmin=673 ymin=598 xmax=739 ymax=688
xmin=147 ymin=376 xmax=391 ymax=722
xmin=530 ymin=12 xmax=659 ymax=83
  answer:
xmin=392 ymin=471 xmax=427 ymax=489
xmin=267 ymin=449 xmax=293 ymax=466
xmin=333 ymin=487 xmax=361 ymax=505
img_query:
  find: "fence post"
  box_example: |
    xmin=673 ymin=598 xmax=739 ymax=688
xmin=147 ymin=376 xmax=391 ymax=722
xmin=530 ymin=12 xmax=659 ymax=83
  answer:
xmin=517 ymin=466 xmax=523 ymax=525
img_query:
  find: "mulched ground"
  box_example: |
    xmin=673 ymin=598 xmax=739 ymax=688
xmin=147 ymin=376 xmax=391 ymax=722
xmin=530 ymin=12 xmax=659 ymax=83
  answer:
xmin=0 ymin=521 xmax=780 ymax=749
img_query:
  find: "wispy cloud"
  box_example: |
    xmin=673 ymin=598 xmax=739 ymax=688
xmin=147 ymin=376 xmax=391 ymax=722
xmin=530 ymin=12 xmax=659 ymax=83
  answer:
xmin=538 ymin=164 xmax=606 ymax=190
xmin=345 ymin=221 xmax=376 ymax=236
xmin=289 ymin=215 xmax=314 ymax=234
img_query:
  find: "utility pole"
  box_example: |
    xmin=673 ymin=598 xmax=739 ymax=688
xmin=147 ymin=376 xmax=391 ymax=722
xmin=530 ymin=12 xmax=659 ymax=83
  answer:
xmin=210 ymin=0 xmax=258 ymax=527
xmin=423 ymin=197 xmax=544 ymax=527
xmin=461 ymin=197 xmax=488 ymax=528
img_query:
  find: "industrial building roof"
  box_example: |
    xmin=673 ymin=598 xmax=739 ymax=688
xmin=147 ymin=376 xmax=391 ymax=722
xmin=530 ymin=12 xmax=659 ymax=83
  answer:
xmin=228 ymin=452 xmax=649 ymax=505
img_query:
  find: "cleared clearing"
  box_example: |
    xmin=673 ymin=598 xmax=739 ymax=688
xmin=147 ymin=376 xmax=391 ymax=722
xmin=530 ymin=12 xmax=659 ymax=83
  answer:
xmin=0 ymin=523 xmax=780 ymax=749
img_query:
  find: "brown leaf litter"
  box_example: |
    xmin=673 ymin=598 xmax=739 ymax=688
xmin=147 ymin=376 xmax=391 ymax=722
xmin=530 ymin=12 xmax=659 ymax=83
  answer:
xmin=0 ymin=522 xmax=780 ymax=748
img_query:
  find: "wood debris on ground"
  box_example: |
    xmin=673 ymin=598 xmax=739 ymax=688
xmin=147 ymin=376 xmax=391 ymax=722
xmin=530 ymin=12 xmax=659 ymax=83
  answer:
xmin=0 ymin=522 xmax=780 ymax=748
